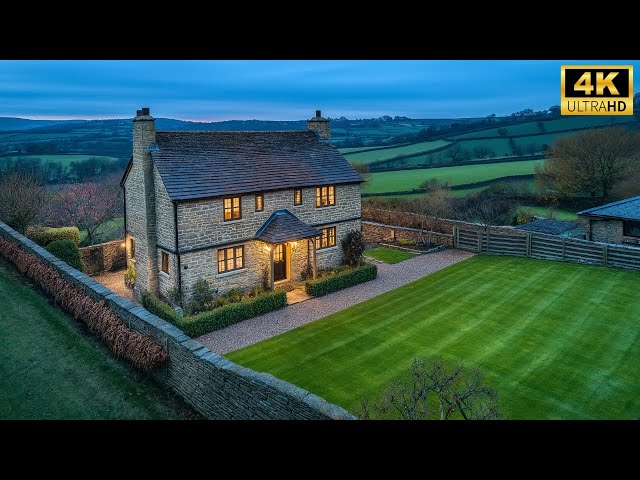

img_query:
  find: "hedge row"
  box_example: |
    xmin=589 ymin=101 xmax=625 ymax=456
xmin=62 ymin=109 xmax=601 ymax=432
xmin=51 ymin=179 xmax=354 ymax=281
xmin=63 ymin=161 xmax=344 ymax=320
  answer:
xmin=142 ymin=289 xmax=288 ymax=338
xmin=305 ymin=263 xmax=378 ymax=297
xmin=46 ymin=239 xmax=84 ymax=272
xmin=0 ymin=235 xmax=167 ymax=371
xmin=26 ymin=226 xmax=81 ymax=247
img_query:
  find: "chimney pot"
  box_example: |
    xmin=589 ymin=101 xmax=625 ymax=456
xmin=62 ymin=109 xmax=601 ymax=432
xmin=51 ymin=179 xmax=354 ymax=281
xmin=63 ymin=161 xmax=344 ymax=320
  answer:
xmin=316 ymin=110 xmax=321 ymax=118
xmin=141 ymin=107 xmax=150 ymax=116
xmin=136 ymin=109 xmax=143 ymax=116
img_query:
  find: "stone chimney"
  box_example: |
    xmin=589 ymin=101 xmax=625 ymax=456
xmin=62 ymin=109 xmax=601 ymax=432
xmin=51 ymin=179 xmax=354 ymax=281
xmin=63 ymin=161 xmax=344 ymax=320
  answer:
xmin=131 ymin=107 xmax=159 ymax=293
xmin=307 ymin=109 xmax=331 ymax=140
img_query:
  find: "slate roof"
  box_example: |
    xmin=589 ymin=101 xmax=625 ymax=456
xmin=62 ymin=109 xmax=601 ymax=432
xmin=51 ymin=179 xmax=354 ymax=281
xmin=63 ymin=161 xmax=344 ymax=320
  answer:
xmin=515 ymin=219 xmax=583 ymax=235
xmin=151 ymin=130 xmax=363 ymax=201
xmin=255 ymin=209 xmax=321 ymax=244
xmin=577 ymin=196 xmax=640 ymax=221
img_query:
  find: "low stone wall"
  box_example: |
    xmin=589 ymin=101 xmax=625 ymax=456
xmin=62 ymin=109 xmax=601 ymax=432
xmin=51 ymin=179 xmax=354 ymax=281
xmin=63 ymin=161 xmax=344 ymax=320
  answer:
xmin=363 ymin=221 xmax=454 ymax=247
xmin=0 ymin=221 xmax=354 ymax=420
xmin=363 ymin=206 xmax=521 ymax=236
xmin=80 ymin=239 xmax=126 ymax=276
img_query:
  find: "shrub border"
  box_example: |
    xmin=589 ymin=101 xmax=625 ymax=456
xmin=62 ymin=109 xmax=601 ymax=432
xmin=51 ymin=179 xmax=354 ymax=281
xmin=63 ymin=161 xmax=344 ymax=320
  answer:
xmin=305 ymin=263 xmax=378 ymax=297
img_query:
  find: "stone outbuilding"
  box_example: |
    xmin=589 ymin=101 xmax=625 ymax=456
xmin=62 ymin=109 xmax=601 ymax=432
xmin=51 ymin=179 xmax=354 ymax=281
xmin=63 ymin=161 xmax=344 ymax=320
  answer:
xmin=577 ymin=195 xmax=640 ymax=246
xmin=121 ymin=108 xmax=363 ymax=302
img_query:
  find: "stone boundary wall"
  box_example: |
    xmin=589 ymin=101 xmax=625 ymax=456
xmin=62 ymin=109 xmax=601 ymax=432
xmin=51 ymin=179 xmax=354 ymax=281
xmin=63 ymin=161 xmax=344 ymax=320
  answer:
xmin=0 ymin=221 xmax=354 ymax=420
xmin=363 ymin=221 xmax=454 ymax=247
xmin=79 ymin=239 xmax=126 ymax=276
xmin=363 ymin=206 xmax=521 ymax=236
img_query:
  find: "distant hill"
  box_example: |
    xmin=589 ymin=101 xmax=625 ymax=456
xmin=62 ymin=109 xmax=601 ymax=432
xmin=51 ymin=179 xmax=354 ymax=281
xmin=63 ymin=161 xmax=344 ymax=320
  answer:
xmin=0 ymin=117 xmax=84 ymax=131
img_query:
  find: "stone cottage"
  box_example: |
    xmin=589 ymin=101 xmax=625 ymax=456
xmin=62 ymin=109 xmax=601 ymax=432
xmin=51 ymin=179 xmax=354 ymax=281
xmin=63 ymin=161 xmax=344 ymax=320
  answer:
xmin=121 ymin=108 xmax=363 ymax=301
xmin=577 ymin=195 xmax=640 ymax=246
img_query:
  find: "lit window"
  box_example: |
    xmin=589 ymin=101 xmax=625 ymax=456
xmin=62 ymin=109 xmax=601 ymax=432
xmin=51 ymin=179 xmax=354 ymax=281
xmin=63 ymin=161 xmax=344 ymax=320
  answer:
xmin=315 ymin=185 xmax=335 ymax=208
xmin=223 ymin=196 xmax=242 ymax=221
xmin=218 ymin=246 xmax=245 ymax=273
xmin=255 ymin=193 xmax=264 ymax=212
xmin=161 ymin=251 xmax=170 ymax=274
xmin=315 ymin=227 xmax=336 ymax=250
xmin=294 ymin=188 xmax=302 ymax=206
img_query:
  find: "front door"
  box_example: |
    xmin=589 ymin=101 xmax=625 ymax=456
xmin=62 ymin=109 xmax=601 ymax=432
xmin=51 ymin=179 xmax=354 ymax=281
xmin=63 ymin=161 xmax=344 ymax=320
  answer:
xmin=273 ymin=243 xmax=287 ymax=281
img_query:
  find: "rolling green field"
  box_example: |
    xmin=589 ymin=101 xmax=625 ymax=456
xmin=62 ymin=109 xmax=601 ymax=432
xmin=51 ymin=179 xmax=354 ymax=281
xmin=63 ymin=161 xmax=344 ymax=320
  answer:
xmin=228 ymin=256 xmax=640 ymax=419
xmin=451 ymin=116 xmax=625 ymax=139
xmin=364 ymin=160 xmax=541 ymax=194
xmin=342 ymin=140 xmax=451 ymax=164
xmin=0 ymin=154 xmax=119 ymax=167
xmin=364 ymin=247 xmax=416 ymax=264
xmin=0 ymin=256 xmax=197 ymax=419
xmin=517 ymin=205 xmax=578 ymax=221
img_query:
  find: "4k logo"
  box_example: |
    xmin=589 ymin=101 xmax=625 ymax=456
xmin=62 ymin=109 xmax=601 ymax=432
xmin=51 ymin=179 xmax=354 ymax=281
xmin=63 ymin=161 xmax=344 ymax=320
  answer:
xmin=561 ymin=65 xmax=633 ymax=116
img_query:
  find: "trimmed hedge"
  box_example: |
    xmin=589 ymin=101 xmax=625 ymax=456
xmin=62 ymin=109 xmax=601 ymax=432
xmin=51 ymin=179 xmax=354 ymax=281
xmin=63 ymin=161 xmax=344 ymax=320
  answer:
xmin=46 ymin=239 xmax=84 ymax=272
xmin=305 ymin=263 xmax=377 ymax=297
xmin=26 ymin=226 xmax=81 ymax=247
xmin=0 ymin=235 xmax=167 ymax=371
xmin=142 ymin=289 xmax=288 ymax=338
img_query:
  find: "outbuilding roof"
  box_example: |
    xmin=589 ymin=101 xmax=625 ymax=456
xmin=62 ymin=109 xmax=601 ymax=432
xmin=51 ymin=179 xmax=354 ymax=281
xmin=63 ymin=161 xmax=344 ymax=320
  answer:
xmin=577 ymin=196 xmax=640 ymax=221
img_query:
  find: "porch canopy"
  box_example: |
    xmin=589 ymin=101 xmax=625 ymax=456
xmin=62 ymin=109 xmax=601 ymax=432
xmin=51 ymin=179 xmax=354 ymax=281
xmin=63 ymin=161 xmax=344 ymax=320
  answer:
xmin=256 ymin=209 xmax=321 ymax=289
xmin=255 ymin=209 xmax=321 ymax=244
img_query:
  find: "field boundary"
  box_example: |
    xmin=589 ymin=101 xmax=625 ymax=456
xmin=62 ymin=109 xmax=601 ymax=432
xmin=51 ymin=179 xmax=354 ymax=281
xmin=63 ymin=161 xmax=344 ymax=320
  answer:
xmin=454 ymin=226 xmax=640 ymax=271
xmin=0 ymin=221 xmax=354 ymax=420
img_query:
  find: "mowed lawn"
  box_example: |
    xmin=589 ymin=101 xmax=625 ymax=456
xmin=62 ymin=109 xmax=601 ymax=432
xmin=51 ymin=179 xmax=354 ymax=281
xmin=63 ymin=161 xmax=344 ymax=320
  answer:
xmin=364 ymin=247 xmax=416 ymax=264
xmin=228 ymin=256 xmax=640 ymax=419
xmin=0 ymin=257 xmax=198 ymax=419
xmin=364 ymin=160 xmax=541 ymax=194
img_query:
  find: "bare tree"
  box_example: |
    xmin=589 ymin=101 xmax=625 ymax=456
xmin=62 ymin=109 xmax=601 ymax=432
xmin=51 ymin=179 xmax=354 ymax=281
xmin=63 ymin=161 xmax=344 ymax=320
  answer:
xmin=473 ymin=145 xmax=492 ymax=159
xmin=410 ymin=182 xmax=453 ymax=244
xmin=465 ymin=192 xmax=517 ymax=230
xmin=445 ymin=143 xmax=464 ymax=162
xmin=0 ymin=171 xmax=47 ymax=234
xmin=537 ymin=127 xmax=640 ymax=202
xmin=360 ymin=357 xmax=502 ymax=420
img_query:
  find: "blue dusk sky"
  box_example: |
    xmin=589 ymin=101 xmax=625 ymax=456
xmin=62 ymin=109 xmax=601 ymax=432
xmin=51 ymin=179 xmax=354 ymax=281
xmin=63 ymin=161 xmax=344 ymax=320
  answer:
xmin=1 ymin=60 xmax=638 ymax=121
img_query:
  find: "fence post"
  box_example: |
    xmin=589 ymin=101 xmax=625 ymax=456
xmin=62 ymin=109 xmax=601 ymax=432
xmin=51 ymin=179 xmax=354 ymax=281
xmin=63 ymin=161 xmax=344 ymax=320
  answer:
xmin=477 ymin=230 xmax=482 ymax=253
xmin=486 ymin=230 xmax=491 ymax=254
xmin=453 ymin=226 xmax=459 ymax=248
xmin=526 ymin=233 xmax=532 ymax=257
xmin=603 ymin=244 xmax=608 ymax=266
xmin=562 ymin=238 xmax=566 ymax=261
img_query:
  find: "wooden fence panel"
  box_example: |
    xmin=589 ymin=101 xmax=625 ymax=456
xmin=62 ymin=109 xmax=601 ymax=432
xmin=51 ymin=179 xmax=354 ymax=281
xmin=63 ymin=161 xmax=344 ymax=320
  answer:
xmin=456 ymin=227 xmax=640 ymax=272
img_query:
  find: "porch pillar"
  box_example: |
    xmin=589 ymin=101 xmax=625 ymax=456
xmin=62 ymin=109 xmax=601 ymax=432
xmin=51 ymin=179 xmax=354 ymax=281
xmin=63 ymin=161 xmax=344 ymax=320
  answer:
xmin=311 ymin=238 xmax=317 ymax=280
xmin=269 ymin=246 xmax=275 ymax=291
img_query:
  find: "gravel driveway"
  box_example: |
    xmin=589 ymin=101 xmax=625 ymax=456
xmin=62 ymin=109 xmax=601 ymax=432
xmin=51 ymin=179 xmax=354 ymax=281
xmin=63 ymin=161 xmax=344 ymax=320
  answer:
xmin=197 ymin=249 xmax=475 ymax=354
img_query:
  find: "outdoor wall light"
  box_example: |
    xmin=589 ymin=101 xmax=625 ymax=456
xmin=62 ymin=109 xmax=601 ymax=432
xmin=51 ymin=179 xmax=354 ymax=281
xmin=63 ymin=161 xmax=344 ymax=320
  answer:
xmin=264 ymin=244 xmax=271 ymax=253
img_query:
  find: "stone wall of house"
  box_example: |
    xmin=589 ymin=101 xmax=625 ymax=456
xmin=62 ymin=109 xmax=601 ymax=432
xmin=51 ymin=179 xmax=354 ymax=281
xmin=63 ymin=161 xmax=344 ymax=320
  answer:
xmin=80 ymin=240 xmax=127 ymax=275
xmin=154 ymin=165 xmax=178 ymax=297
xmin=177 ymin=184 xmax=361 ymax=250
xmin=125 ymin=113 xmax=158 ymax=296
xmin=0 ymin=220 xmax=355 ymax=420
xmin=173 ymin=184 xmax=361 ymax=299
xmin=591 ymin=219 xmax=624 ymax=244
xmin=362 ymin=221 xmax=454 ymax=247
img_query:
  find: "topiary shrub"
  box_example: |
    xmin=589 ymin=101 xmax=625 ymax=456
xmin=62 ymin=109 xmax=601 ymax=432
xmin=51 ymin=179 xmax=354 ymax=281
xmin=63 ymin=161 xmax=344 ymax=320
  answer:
xmin=305 ymin=263 xmax=377 ymax=297
xmin=46 ymin=239 xmax=84 ymax=272
xmin=341 ymin=230 xmax=367 ymax=266
xmin=26 ymin=226 xmax=81 ymax=247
